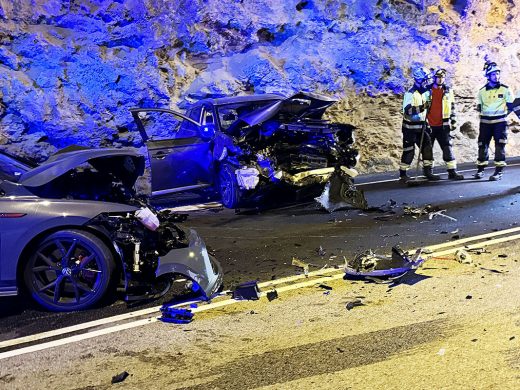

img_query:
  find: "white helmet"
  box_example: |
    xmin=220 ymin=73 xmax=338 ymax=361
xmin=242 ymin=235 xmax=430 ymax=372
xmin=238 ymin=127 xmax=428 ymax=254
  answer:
xmin=484 ymin=61 xmax=500 ymax=77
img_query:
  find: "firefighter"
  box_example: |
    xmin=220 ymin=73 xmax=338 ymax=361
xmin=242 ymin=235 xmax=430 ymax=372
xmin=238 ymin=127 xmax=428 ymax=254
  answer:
xmin=399 ymin=67 xmax=440 ymax=182
xmin=426 ymin=68 xmax=464 ymax=180
xmin=474 ymin=61 xmax=515 ymax=180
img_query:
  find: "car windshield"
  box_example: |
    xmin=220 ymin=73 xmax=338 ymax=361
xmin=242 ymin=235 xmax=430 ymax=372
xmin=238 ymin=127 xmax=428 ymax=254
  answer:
xmin=0 ymin=152 xmax=31 ymax=182
xmin=216 ymin=100 xmax=279 ymax=132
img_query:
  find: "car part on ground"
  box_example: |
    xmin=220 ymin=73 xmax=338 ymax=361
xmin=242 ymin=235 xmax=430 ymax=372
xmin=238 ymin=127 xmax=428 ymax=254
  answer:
xmin=344 ymin=246 xmax=425 ymax=283
xmin=0 ymin=148 xmax=223 ymax=311
xmin=130 ymin=92 xmax=364 ymax=209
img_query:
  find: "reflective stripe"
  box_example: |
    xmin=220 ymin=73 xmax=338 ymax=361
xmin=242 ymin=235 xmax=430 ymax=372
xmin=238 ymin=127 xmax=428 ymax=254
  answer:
xmin=446 ymin=160 xmax=457 ymax=169
xmin=498 ymin=138 xmax=508 ymax=144
xmin=477 ymin=161 xmax=489 ymax=167
xmin=402 ymin=122 xmax=424 ymax=130
xmin=399 ymin=162 xmax=411 ymax=170
xmin=495 ymin=161 xmax=507 ymax=167
xmin=402 ymin=146 xmax=415 ymax=152
xmin=423 ymin=160 xmax=433 ymax=167
xmin=480 ymin=117 xmax=507 ymax=124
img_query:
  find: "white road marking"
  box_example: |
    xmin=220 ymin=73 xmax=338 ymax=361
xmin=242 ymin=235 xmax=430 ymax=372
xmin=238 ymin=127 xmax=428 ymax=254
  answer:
xmin=3 ymin=224 xmax=520 ymax=360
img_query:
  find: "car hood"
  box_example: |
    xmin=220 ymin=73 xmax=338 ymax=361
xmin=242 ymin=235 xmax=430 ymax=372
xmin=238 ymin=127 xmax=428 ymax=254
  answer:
xmin=238 ymin=91 xmax=337 ymax=127
xmin=18 ymin=147 xmax=145 ymax=188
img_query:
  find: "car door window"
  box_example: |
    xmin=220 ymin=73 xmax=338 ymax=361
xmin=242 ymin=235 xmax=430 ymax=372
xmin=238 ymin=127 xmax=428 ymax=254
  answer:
xmin=136 ymin=111 xmax=184 ymax=140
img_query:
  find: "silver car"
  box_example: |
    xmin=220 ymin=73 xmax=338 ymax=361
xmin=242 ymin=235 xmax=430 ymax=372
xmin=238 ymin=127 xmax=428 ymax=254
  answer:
xmin=0 ymin=147 xmax=223 ymax=311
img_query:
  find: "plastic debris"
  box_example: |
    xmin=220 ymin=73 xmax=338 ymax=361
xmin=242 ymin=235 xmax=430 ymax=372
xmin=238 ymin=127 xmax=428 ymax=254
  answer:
xmin=428 ymin=209 xmax=457 ymax=222
xmin=232 ymin=281 xmax=261 ymax=300
xmin=317 ymin=246 xmax=326 ymax=256
xmin=455 ymin=249 xmax=473 ymax=264
xmin=292 ymin=257 xmax=309 ymax=275
xmin=344 ymin=246 xmax=425 ymax=283
xmin=315 ymin=174 xmax=368 ymax=212
xmin=318 ymin=284 xmax=333 ymax=290
xmin=403 ymin=204 xmax=434 ymax=217
xmin=111 ymin=371 xmax=130 ymax=384
xmin=346 ymin=299 xmax=364 ymax=310
xmin=266 ymin=289 xmax=278 ymax=301
xmin=158 ymin=307 xmax=194 ymax=324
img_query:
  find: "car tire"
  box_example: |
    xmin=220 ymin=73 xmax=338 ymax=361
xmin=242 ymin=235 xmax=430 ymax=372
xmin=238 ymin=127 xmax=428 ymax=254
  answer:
xmin=218 ymin=163 xmax=241 ymax=208
xmin=23 ymin=229 xmax=115 ymax=312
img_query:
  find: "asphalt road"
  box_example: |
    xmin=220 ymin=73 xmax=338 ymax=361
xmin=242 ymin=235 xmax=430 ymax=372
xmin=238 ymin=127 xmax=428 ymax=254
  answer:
xmin=1 ymin=162 xmax=520 ymax=341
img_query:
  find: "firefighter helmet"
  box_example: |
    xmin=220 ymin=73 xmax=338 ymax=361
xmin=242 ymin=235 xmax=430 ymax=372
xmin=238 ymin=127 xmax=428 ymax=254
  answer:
xmin=483 ymin=61 xmax=500 ymax=76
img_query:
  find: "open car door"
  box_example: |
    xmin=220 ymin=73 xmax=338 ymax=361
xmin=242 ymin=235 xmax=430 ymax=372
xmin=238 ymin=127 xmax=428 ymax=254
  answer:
xmin=130 ymin=108 xmax=213 ymax=197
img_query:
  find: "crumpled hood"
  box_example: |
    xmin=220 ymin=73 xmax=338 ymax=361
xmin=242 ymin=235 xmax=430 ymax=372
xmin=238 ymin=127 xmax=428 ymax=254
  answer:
xmin=19 ymin=147 xmax=145 ymax=188
xmin=237 ymin=91 xmax=338 ymax=127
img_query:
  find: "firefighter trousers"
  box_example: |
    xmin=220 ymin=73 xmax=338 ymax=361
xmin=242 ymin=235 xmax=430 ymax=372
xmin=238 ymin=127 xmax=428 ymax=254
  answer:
xmin=401 ymin=127 xmax=434 ymax=169
xmin=477 ymin=121 xmax=507 ymax=167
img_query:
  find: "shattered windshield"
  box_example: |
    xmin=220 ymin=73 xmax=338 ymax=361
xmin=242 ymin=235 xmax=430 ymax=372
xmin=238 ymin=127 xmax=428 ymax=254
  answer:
xmin=0 ymin=152 xmax=30 ymax=182
xmin=216 ymin=100 xmax=279 ymax=132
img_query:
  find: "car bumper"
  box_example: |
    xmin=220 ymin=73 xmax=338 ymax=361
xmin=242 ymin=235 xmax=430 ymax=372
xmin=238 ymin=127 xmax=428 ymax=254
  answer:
xmin=155 ymin=229 xmax=223 ymax=299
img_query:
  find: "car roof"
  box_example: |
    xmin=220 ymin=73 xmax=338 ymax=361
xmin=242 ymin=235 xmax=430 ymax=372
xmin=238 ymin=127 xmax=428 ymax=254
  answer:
xmin=193 ymin=93 xmax=285 ymax=107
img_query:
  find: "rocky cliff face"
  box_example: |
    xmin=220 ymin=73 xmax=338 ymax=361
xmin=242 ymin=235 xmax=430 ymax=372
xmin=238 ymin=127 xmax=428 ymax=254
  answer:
xmin=1 ymin=0 xmax=519 ymax=172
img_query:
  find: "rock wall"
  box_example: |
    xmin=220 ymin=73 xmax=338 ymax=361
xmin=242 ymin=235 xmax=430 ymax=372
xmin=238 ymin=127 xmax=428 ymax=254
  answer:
xmin=1 ymin=0 xmax=520 ymax=172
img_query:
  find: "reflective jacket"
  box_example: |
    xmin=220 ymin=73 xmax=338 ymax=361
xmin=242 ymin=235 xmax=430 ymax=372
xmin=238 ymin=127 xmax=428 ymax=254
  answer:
xmin=402 ymin=85 xmax=429 ymax=132
xmin=426 ymin=85 xmax=456 ymax=128
xmin=477 ymin=83 xmax=514 ymax=124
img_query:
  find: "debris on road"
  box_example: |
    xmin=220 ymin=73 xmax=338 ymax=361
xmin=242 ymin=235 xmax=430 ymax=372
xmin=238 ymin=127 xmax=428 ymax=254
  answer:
xmin=158 ymin=307 xmax=194 ymax=324
xmin=345 ymin=299 xmax=364 ymax=310
xmin=498 ymin=254 xmax=508 ymax=258
xmin=315 ymin=177 xmax=368 ymax=212
xmin=455 ymin=249 xmax=473 ymax=265
xmin=403 ymin=204 xmax=434 ymax=217
xmin=466 ymin=295 xmax=473 ymax=299
xmin=232 ymin=281 xmax=261 ymax=300
xmin=292 ymin=257 xmax=310 ymax=275
xmin=428 ymin=209 xmax=457 ymax=222
xmin=317 ymin=246 xmax=326 ymax=256
xmin=344 ymin=246 xmax=425 ymax=283
xmin=111 ymin=371 xmax=130 ymax=384
xmin=266 ymin=289 xmax=279 ymax=301
xmin=318 ymin=284 xmax=333 ymax=291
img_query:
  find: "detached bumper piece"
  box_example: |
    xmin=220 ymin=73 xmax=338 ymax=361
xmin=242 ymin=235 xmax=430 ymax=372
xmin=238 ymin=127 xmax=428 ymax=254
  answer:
xmin=344 ymin=246 xmax=424 ymax=283
xmin=232 ymin=281 xmax=261 ymax=300
xmin=158 ymin=307 xmax=194 ymax=324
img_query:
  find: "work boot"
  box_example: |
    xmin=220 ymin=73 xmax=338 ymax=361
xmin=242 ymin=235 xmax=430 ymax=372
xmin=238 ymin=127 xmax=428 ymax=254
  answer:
xmin=423 ymin=166 xmax=441 ymax=181
xmin=399 ymin=169 xmax=409 ymax=182
xmin=489 ymin=167 xmax=503 ymax=181
xmin=447 ymin=169 xmax=464 ymax=180
xmin=473 ymin=167 xmax=485 ymax=179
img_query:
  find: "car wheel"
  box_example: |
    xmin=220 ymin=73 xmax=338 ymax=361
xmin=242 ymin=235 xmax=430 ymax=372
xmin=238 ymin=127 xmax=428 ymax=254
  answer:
xmin=218 ymin=163 xmax=241 ymax=208
xmin=23 ymin=229 xmax=115 ymax=312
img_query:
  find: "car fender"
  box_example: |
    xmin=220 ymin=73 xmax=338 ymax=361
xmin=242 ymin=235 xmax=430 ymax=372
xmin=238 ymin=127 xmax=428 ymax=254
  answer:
xmin=155 ymin=229 xmax=223 ymax=299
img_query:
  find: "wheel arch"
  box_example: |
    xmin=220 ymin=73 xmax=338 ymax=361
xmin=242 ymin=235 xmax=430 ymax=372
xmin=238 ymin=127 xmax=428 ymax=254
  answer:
xmin=15 ymin=225 xmax=124 ymax=293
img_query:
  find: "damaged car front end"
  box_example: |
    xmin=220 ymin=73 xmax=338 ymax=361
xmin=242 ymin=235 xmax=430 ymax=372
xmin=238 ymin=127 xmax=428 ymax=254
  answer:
xmin=0 ymin=147 xmax=222 ymax=311
xmin=130 ymin=91 xmax=367 ymax=209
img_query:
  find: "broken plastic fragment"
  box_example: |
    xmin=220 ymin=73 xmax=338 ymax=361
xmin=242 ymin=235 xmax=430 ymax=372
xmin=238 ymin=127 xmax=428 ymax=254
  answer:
xmin=455 ymin=249 xmax=472 ymax=264
xmin=111 ymin=371 xmax=130 ymax=384
xmin=232 ymin=281 xmax=261 ymax=300
xmin=428 ymin=209 xmax=457 ymax=222
xmin=292 ymin=257 xmax=309 ymax=275
xmin=315 ymin=173 xmax=368 ymax=212
xmin=158 ymin=307 xmax=194 ymax=324
xmin=346 ymin=299 xmax=364 ymax=310
xmin=266 ymin=289 xmax=278 ymax=301
xmin=344 ymin=246 xmax=424 ymax=283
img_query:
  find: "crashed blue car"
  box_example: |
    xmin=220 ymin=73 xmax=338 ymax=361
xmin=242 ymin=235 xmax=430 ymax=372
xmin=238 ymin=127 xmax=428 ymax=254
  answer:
xmin=131 ymin=92 xmax=363 ymax=208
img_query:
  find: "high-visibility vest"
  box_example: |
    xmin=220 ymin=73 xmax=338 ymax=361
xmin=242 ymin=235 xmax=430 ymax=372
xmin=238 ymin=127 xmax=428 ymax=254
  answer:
xmin=478 ymin=83 xmax=514 ymax=124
